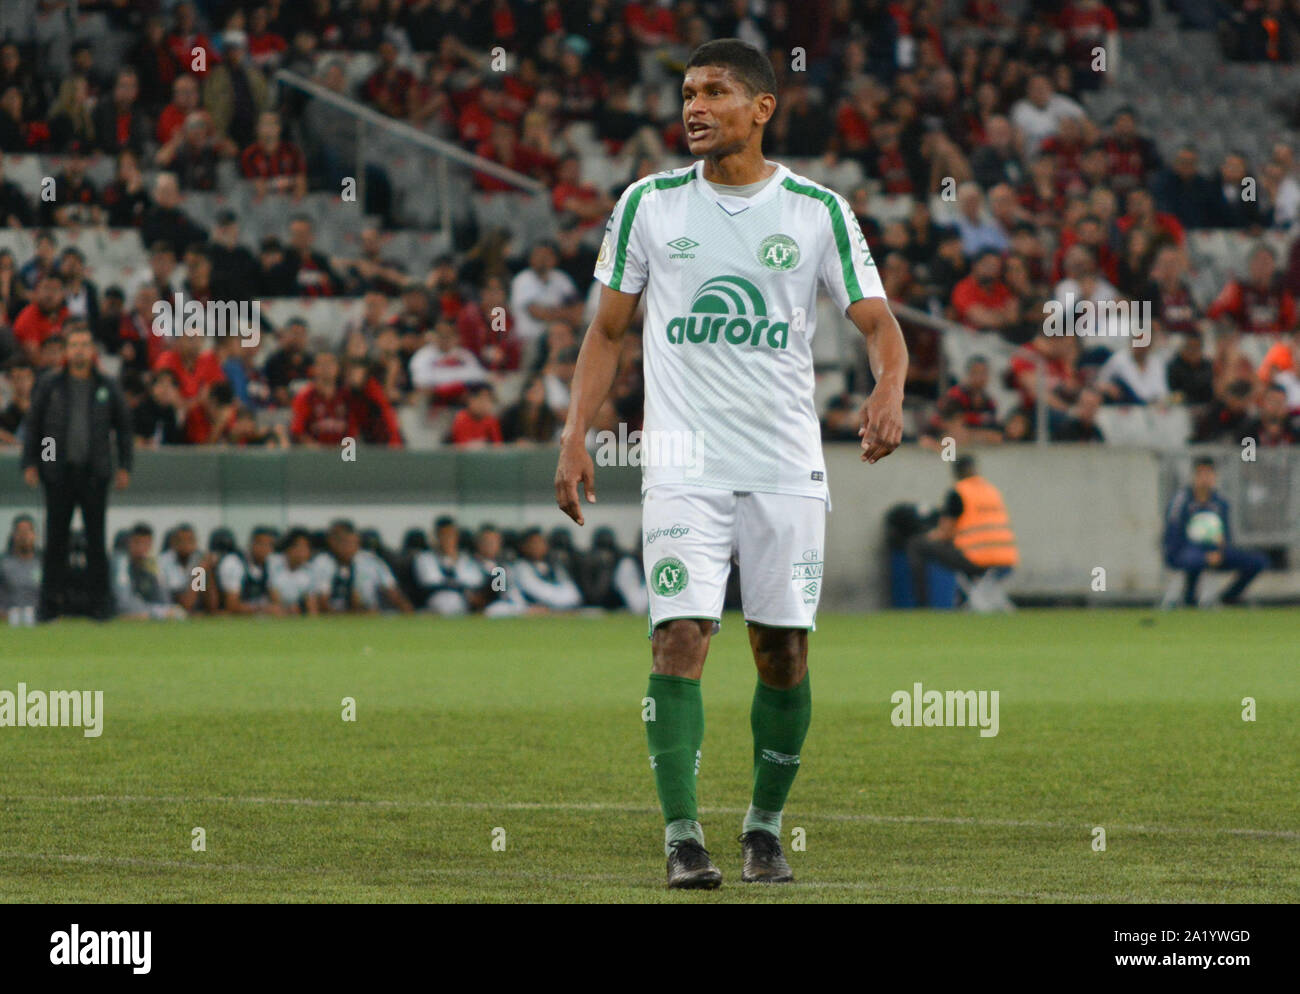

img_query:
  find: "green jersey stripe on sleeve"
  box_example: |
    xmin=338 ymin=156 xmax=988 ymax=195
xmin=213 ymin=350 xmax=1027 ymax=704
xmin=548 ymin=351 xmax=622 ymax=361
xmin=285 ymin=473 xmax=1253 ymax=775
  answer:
xmin=611 ymin=170 xmax=696 ymax=291
xmin=779 ymin=177 xmax=863 ymax=302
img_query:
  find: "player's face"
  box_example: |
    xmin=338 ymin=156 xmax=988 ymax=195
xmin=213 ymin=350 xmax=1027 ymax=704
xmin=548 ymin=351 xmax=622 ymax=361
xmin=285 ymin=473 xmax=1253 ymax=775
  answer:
xmin=476 ymin=531 xmax=501 ymax=559
xmin=287 ymin=536 xmax=310 ymax=567
xmin=173 ymin=530 xmax=197 ymax=558
xmin=12 ymin=520 xmax=34 ymax=553
xmin=682 ymin=66 xmax=764 ymax=159
xmin=251 ymin=534 xmax=274 ymax=562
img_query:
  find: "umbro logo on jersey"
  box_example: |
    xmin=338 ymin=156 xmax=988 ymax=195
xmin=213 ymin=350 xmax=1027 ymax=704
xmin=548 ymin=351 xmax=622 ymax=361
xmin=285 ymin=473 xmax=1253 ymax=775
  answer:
xmin=667 ymin=236 xmax=699 ymax=259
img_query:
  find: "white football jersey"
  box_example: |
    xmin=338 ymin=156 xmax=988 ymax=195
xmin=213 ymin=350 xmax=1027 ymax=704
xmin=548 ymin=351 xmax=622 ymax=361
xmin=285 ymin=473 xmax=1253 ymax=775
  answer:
xmin=594 ymin=160 xmax=885 ymax=500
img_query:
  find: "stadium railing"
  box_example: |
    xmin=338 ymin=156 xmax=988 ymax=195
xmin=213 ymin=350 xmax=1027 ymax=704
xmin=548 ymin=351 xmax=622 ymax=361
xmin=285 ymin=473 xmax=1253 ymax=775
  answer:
xmin=272 ymin=68 xmax=549 ymax=237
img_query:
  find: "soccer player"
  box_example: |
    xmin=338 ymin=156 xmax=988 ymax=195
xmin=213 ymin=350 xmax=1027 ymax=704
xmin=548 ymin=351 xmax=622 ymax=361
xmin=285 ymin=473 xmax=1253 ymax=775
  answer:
xmin=413 ymin=515 xmax=481 ymax=615
xmin=270 ymin=527 xmax=319 ymax=615
xmin=216 ymin=526 xmax=283 ymax=614
xmin=554 ymin=39 xmax=907 ymax=889
xmin=311 ymin=520 xmax=412 ymax=614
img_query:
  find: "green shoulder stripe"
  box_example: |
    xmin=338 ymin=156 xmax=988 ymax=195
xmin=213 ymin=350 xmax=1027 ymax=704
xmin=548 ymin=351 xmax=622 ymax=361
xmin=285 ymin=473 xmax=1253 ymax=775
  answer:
xmin=780 ymin=177 xmax=863 ymax=301
xmin=611 ymin=170 xmax=695 ymax=290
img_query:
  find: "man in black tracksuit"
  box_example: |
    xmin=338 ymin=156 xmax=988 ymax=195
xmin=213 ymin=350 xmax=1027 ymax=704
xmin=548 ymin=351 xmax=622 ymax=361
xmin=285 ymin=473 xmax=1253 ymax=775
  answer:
xmin=21 ymin=323 xmax=133 ymax=620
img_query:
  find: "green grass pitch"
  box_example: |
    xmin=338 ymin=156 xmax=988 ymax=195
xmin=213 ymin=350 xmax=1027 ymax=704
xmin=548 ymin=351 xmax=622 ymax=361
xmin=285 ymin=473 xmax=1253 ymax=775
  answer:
xmin=2 ymin=609 xmax=1296 ymax=903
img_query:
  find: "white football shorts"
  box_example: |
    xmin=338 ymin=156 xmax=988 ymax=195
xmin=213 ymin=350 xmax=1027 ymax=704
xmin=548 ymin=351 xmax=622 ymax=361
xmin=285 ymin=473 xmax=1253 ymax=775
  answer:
xmin=641 ymin=483 xmax=826 ymax=635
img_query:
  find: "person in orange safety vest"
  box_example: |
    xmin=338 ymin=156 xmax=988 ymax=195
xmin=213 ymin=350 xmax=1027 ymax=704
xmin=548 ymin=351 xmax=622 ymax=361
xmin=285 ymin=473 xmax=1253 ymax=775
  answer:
xmin=906 ymin=454 xmax=1018 ymax=605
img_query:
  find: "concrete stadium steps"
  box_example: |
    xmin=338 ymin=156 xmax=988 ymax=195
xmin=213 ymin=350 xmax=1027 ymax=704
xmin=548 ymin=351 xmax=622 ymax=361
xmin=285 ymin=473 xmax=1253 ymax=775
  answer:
xmin=1085 ymin=22 xmax=1300 ymax=166
xmin=255 ymin=297 xmax=362 ymax=349
xmin=1185 ymin=229 xmax=1292 ymax=308
xmin=941 ymin=329 xmax=1021 ymax=419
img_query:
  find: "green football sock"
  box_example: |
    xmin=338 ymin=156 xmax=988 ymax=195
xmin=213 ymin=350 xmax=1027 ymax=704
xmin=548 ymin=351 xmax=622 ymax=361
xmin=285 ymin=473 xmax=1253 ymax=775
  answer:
xmin=744 ymin=673 xmax=811 ymax=836
xmin=644 ymin=673 xmax=704 ymax=854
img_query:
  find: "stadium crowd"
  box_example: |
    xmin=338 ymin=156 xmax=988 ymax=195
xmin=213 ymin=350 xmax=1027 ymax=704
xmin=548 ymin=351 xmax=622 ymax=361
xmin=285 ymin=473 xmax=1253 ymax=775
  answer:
xmin=0 ymin=0 xmax=1296 ymax=456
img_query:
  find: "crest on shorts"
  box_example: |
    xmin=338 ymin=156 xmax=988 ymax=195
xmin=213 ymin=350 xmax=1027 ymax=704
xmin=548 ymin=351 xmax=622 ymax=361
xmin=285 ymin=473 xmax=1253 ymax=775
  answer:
xmin=650 ymin=557 xmax=689 ymax=597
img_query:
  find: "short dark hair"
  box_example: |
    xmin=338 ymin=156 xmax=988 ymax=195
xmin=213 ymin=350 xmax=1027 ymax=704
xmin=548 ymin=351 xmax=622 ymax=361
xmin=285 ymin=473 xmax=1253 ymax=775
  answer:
xmin=281 ymin=526 xmax=312 ymax=550
xmin=685 ymin=39 xmax=777 ymax=99
xmin=1193 ymin=456 xmax=1216 ymax=470
xmin=954 ymin=454 xmax=977 ymax=479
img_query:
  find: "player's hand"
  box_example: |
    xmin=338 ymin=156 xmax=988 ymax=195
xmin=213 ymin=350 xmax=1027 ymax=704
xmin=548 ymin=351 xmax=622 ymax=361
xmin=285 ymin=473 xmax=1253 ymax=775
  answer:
xmin=555 ymin=439 xmax=596 ymax=525
xmin=858 ymin=387 xmax=903 ymax=464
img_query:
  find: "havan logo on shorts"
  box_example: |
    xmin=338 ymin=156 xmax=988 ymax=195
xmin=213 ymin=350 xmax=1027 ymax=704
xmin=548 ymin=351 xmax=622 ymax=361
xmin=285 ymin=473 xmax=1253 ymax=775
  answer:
xmin=792 ymin=549 xmax=822 ymax=605
xmin=664 ymin=275 xmax=790 ymax=350
xmin=645 ymin=524 xmax=691 ymax=545
xmin=650 ymin=557 xmax=689 ymax=597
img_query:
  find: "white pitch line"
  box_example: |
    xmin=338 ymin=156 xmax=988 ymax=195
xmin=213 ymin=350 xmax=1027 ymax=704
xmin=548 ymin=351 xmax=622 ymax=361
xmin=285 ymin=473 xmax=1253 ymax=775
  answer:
xmin=0 ymin=854 xmax=1133 ymax=901
xmin=5 ymin=794 xmax=1298 ymax=840
xmin=0 ymin=851 xmax=281 ymax=873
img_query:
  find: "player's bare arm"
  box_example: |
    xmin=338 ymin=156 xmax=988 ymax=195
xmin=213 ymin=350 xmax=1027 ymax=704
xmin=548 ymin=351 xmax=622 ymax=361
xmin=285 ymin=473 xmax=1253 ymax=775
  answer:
xmin=847 ymin=296 xmax=908 ymax=464
xmin=554 ymin=283 xmax=641 ymax=525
